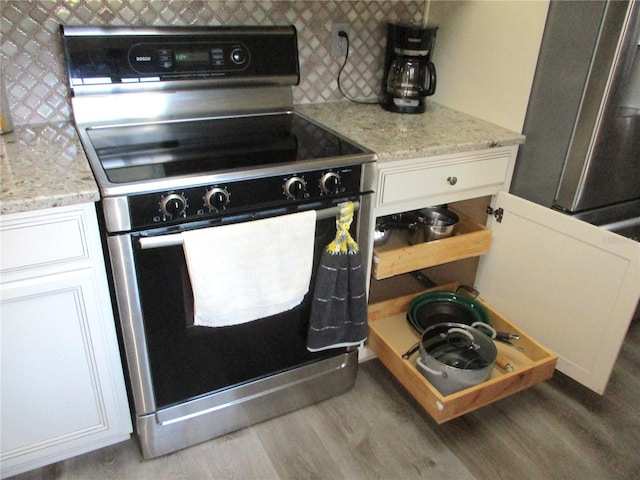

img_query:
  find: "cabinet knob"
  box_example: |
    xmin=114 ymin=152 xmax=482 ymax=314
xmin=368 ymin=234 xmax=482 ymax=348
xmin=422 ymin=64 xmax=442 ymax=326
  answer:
xmin=447 ymin=176 xmax=458 ymax=186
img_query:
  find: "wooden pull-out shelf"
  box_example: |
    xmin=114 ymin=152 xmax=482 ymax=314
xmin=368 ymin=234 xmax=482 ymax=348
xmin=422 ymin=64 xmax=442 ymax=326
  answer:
xmin=372 ymin=211 xmax=491 ymax=280
xmin=367 ymin=284 xmax=558 ymax=424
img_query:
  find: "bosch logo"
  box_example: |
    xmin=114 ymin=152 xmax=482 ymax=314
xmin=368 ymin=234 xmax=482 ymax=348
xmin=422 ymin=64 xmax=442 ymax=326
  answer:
xmin=136 ymin=56 xmax=152 ymax=62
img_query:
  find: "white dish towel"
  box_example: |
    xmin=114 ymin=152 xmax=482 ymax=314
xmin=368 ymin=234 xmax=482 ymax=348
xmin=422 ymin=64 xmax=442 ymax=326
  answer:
xmin=181 ymin=210 xmax=317 ymax=327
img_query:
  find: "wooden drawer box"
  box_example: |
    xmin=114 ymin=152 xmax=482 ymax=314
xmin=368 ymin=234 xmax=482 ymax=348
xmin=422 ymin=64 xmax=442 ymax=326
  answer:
xmin=372 ymin=211 xmax=491 ymax=280
xmin=367 ymin=283 xmax=558 ymax=423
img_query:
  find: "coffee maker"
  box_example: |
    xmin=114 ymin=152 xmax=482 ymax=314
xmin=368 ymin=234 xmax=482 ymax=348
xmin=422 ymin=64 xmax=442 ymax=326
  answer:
xmin=381 ymin=23 xmax=438 ymax=114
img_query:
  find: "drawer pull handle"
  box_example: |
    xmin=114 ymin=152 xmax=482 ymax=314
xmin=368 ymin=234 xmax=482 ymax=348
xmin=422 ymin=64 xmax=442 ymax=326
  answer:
xmin=447 ymin=176 xmax=458 ymax=185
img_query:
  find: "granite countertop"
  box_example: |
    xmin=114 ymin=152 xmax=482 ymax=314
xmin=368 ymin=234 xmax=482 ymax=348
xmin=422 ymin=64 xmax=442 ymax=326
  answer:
xmin=0 ymin=101 xmax=524 ymax=216
xmin=1 ymin=122 xmax=99 ymax=215
xmin=296 ymin=101 xmax=525 ymax=161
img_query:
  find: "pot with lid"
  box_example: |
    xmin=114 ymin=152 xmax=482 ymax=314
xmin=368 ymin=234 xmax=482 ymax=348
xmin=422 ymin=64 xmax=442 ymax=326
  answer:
xmin=408 ymin=207 xmax=458 ymax=244
xmin=375 ymin=207 xmax=458 ymax=246
xmin=414 ymin=322 xmax=497 ymax=395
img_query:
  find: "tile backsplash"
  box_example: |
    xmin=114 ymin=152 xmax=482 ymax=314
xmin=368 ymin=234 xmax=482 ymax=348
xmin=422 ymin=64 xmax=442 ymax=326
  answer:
xmin=0 ymin=1 xmax=425 ymax=126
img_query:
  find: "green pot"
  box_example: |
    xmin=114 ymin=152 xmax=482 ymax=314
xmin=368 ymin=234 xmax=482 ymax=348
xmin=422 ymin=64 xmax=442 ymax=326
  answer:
xmin=407 ymin=286 xmax=490 ymax=333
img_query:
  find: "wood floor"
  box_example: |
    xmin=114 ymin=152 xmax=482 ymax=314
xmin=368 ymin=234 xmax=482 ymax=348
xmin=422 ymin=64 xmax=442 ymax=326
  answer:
xmin=11 ymin=317 xmax=639 ymax=480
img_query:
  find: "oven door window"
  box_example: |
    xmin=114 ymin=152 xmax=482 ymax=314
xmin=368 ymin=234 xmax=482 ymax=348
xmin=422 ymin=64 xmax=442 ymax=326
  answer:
xmin=133 ymin=214 xmax=353 ymax=409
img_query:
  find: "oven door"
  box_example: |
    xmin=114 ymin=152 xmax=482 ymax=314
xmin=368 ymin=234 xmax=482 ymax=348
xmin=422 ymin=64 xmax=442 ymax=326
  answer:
xmin=107 ymin=197 xmax=370 ymax=419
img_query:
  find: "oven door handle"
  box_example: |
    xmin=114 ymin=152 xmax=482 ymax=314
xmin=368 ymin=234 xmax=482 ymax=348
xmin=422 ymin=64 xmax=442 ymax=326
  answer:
xmin=137 ymin=201 xmax=360 ymax=250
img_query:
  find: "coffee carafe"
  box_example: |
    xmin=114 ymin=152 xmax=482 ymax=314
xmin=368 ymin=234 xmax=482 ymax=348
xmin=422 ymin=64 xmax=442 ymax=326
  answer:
xmin=381 ymin=23 xmax=438 ymax=114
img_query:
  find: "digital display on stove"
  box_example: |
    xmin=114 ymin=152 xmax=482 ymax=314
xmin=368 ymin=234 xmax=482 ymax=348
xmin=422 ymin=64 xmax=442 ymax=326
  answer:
xmin=86 ymin=113 xmax=367 ymax=184
xmin=175 ymin=51 xmax=210 ymax=63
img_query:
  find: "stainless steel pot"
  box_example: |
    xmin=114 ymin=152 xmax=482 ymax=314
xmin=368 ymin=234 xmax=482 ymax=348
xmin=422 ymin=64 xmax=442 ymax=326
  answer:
xmin=415 ymin=322 xmax=497 ymax=395
xmin=408 ymin=207 xmax=459 ymax=244
xmin=374 ymin=222 xmax=391 ymax=246
xmin=374 ymin=214 xmax=405 ymax=246
xmin=374 ymin=215 xmax=410 ymax=246
xmin=375 ymin=207 xmax=459 ymax=246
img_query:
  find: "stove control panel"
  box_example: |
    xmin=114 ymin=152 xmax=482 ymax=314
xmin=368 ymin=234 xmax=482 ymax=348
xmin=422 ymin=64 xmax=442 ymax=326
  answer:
xmin=129 ymin=42 xmax=250 ymax=74
xmin=61 ymin=25 xmax=300 ymax=93
xmin=127 ymin=166 xmax=364 ymax=230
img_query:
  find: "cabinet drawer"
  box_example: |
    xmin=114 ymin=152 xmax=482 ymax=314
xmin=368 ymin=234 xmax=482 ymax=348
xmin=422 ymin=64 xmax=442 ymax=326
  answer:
xmin=372 ymin=211 xmax=491 ymax=280
xmin=379 ymin=149 xmax=512 ymax=207
xmin=367 ymin=283 xmax=557 ymax=423
xmin=1 ymin=208 xmax=90 ymax=275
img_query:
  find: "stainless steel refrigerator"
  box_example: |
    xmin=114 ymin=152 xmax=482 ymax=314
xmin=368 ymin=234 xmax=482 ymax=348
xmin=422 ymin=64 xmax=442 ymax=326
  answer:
xmin=511 ymin=0 xmax=640 ymax=240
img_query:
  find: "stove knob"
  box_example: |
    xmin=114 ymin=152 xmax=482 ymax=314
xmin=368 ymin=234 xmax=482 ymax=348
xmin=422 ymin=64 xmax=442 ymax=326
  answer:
xmin=320 ymin=171 xmax=342 ymax=194
xmin=204 ymin=187 xmax=230 ymax=211
xmin=284 ymin=176 xmax=307 ymax=200
xmin=161 ymin=193 xmax=187 ymax=217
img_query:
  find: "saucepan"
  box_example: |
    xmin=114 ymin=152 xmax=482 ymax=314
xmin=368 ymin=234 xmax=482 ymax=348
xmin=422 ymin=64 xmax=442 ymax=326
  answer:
xmin=374 ymin=216 xmax=393 ymax=246
xmin=414 ymin=321 xmax=498 ymax=395
xmin=374 ymin=213 xmax=411 ymax=247
xmin=407 ymin=207 xmax=459 ymax=244
xmin=374 ymin=225 xmax=390 ymax=246
xmin=374 ymin=207 xmax=459 ymax=246
xmin=374 ymin=213 xmax=408 ymax=246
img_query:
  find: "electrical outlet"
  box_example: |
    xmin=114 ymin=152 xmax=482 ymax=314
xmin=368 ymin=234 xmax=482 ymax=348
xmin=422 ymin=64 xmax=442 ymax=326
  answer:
xmin=331 ymin=23 xmax=349 ymax=57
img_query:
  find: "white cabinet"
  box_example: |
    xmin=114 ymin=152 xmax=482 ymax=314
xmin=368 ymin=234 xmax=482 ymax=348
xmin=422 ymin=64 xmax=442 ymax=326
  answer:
xmin=368 ymin=146 xmax=640 ymax=421
xmin=369 ymin=146 xmax=517 ymax=282
xmin=0 ymin=203 xmax=131 ymax=479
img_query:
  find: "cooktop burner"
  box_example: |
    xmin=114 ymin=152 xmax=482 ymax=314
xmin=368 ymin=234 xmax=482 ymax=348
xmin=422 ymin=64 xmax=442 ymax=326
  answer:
xmin=87 ymin=112 xmax=364 ymax=184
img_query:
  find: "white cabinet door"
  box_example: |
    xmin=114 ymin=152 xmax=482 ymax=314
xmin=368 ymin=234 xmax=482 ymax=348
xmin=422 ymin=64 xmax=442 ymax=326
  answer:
xmin=0 ymin=204 xmax=131 ymax=478
xmin=0 ymin=269 xmax=131 ymax=478
xmin=476 ymin=192 xmax=640 ymax=394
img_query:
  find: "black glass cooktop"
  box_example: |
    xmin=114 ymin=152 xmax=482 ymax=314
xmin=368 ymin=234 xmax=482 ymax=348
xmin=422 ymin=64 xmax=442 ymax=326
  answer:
xmin=87 ymin=113 xmax=364 ymax=184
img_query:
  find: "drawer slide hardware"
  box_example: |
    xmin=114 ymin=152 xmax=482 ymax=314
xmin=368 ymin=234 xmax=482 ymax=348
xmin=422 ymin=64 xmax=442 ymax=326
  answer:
xmin=486 ymin=206 xmax=504 ymax=223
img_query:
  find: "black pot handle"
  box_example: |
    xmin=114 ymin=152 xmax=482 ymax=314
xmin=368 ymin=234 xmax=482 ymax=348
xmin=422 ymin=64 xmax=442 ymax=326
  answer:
xmin=456 ymin=285 xmax=480 ymax=300
xmin=402 ymin=341 xmax=421 ymax=360
xmin=378 ymin=221 xmax=416 ymax=232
